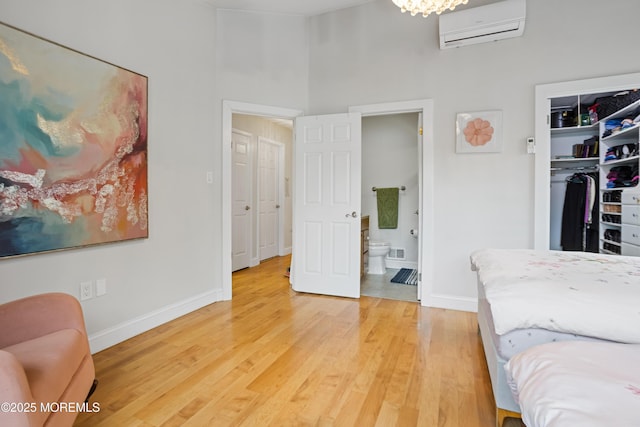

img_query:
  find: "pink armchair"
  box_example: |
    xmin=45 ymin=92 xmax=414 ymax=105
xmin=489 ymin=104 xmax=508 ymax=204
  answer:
xmin=0 ymin=293 xmax=97 ymax=427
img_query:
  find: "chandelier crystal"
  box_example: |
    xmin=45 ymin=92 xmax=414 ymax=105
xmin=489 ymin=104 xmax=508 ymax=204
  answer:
xmin=392 ymin=0 xmax=469 ymax=17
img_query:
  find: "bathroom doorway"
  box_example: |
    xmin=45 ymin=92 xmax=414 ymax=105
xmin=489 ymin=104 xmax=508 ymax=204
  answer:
xmin=360 ymin=112 xmax=421 ymax=302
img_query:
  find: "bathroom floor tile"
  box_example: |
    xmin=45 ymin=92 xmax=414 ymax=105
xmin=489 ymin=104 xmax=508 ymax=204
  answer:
xmin=360 ymin=268 xmax=418 ymax=302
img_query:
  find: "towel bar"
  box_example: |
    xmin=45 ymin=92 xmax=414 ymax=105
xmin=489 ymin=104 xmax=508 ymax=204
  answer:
xmin=372 ymin=186 xmax=405 ymax=192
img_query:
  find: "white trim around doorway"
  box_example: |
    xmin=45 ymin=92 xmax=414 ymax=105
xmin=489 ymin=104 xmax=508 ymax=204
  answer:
xmin=222 ymin=101 xmax=304 ymax=300
xmin=349 ymin=99 xmax=435 ymax=308
xmin=222 ymin=99 xmax=438 ymax=310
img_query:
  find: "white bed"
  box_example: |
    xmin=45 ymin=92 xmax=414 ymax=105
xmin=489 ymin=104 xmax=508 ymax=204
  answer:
xmin=505 ymin=341 xmax=640 ymax=427
xmin=471 ymin=248 xmax=640 ymax=426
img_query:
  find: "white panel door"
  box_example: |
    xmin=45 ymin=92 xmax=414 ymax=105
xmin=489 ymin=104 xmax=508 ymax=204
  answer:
xmin=292 ymin=113 xmax=361 ymax=298
xmin=232 ymin=130 xmax=252 ymax=271
xmin=258 ymin=138 xmax=281 ymax=261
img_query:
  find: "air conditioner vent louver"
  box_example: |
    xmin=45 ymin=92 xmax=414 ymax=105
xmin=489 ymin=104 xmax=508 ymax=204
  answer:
xmin=388 ymin=248 xmax=405 ymax=260
xmin=439 ymin=0 xmax=526 ymax=49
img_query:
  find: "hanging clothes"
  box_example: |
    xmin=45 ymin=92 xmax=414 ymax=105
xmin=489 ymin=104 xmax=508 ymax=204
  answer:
xmin=561 ymin=172 xmax=599 ymax=252
xmin=584 ymin=173 xmax=599 ymax=252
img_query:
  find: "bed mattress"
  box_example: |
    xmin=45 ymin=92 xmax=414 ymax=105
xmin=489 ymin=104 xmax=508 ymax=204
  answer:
xmin=475 ymin=278 xmax=613 ymax=416
xmin=477 ymin=292 xmax=609 ymax=360
xmin=471 ymin=248 xmax=640 ymax=343
xmin=505 ymin=341 xmax=640 ymax=427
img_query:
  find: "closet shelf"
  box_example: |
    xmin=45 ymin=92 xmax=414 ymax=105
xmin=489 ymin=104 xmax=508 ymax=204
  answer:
xmin=601 ymin=155 xmax=640 ymax=166
xmin=601 ymin=221 xmax=622 ymax=227
xmin=550 ymin=157 xmax=598 ymax=163
xmin=601 ymin=248 xmax=620 ymax=255
xmin=550 ymin=123 xmax=598 ymax=135
xmin=601 ymin=124 xmax=639 ymax=142
xmin=601 ymin=238 xmax=622 ymax=246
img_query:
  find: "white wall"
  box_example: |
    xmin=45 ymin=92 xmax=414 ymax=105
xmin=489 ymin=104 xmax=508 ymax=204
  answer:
xmin=362 ymin=113 xmax=419 ymax=267
xmin=1 ymin=0 xmax=220 ymax=351
xmin=308 ymin=0 xmax=640 ymax=304
xmin=215 ymin=9 xmax=309 ymax=110
xmin=1 ymin=2 xmax=312 ymax=352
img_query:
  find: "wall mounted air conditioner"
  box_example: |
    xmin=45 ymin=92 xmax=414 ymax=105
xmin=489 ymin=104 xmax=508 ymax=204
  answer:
xmin=439 ymin=0 xmax=526 ymax=49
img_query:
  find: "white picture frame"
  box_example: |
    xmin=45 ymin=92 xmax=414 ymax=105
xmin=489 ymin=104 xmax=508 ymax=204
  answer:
xmin=456 ymin=110 xmax=503 ymax=153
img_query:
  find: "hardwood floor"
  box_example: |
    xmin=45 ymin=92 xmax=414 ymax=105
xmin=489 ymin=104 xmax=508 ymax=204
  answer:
xmin=75 ymin=255 xmax=503 ymax=426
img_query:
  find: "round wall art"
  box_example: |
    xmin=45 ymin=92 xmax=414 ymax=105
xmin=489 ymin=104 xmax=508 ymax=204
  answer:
xmin=456 ymin=110 xmax=503 ymax=153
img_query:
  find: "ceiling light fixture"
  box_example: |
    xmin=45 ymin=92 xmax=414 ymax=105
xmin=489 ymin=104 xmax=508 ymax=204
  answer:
xmin=392 ymin=0 xmax=469 ymax=17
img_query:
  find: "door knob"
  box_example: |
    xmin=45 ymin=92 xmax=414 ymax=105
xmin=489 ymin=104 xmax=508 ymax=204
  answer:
xmin=245 ymin=205 xmax=250 ymax=210
xmin=345 ymin=211 xmax=357 ymax=218
xmin=276 ymin=204 xmax=280 ymax=208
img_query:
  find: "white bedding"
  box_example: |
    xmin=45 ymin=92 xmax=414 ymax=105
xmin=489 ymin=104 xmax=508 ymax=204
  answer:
xmin=505 ymin=341 xmax=640 ymax=427
xmin=470 ymin=249 xmax=640 ymax=343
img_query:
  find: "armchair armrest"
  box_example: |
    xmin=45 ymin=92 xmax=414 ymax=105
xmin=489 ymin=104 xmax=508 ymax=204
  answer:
xmin=0 ymin=293 xmax=88 ymax=349
xmin=0 ymin=350 xmax=37 ymax=427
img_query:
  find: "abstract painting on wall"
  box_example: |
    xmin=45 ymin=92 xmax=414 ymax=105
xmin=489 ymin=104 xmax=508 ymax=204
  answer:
xmin=0 ymin=22 xmax=148 ymax=258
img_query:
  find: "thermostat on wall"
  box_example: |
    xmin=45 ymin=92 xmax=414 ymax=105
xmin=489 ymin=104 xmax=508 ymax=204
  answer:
xmin=526 ymin=137 xmax=535 ymax=154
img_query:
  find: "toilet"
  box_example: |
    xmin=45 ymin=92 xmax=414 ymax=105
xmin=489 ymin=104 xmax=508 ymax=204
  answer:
xmin=368 ymin=241 xmax=390 ymax=275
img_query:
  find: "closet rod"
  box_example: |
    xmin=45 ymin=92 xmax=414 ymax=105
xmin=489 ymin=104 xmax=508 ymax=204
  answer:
xmin=372 ymin=186 xmax=406 ymax=192
xmin=550 ymin=166 xmax=599 ymax=172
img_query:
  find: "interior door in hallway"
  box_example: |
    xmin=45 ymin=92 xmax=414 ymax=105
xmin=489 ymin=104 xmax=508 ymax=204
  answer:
xmin=258 ymin=137 xmax=282 ymax=261
xmin=232 ymin=129 xmax=252 ymax=271
xmin=292 ymin=112 xmax=361 ymax=298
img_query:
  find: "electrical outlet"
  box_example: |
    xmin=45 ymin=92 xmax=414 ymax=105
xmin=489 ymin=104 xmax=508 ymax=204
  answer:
xmin=80 ymin=281 xmax=93 ymax=301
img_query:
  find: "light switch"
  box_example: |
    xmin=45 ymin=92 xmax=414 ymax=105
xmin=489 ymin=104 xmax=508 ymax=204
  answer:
xmin=96 ymin=278 xmax=107 ymax=296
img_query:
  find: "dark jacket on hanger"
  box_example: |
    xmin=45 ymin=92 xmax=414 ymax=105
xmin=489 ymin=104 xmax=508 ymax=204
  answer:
xmin=561 ymin=173 xmax=599 ymax=252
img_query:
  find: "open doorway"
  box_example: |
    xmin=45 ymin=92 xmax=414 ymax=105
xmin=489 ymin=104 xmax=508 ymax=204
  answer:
xmin=360 ymin=112 xmax=420 ymax=302
xmin=350 ymin=100 xmax=434 ymax=307
xmin=230 ymin=114 xmax=293 ymax=272
xmin=222 ymin=100 xmax=434 ymax=305
xmin=221 ymin=101 xmax=303 ymax=300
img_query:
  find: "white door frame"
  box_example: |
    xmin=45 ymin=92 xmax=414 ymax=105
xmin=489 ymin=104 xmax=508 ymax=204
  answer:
xmin=222 ymin=101 xmax=303 ymax=300
xmin=222 ymin=99 xmax=434 ymax=306
xmin=257 ymin=136 xmax=286 ymax=260
xmin=349 ymin=99 xmax=434 ymax=307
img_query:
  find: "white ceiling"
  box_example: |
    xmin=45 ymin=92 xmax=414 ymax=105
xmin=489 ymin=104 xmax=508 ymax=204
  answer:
xmin=208 ymin=0 xmax=377 ymax=17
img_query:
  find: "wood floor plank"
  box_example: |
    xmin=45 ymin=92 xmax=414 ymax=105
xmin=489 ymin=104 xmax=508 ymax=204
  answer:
xmin=75 ymin=255 xmax=497 ymax=427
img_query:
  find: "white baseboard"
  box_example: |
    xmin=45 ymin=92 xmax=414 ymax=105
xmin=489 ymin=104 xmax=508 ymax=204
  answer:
xmin=280 ymin=246 xmax=292 ymax=256
xmin=88 ymin=289 xmax=224 ymax=353
xmin=422 ymin=293 xmax=477 ymax=313
xmin=385 ymin=259 xmax=418 ymax=270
